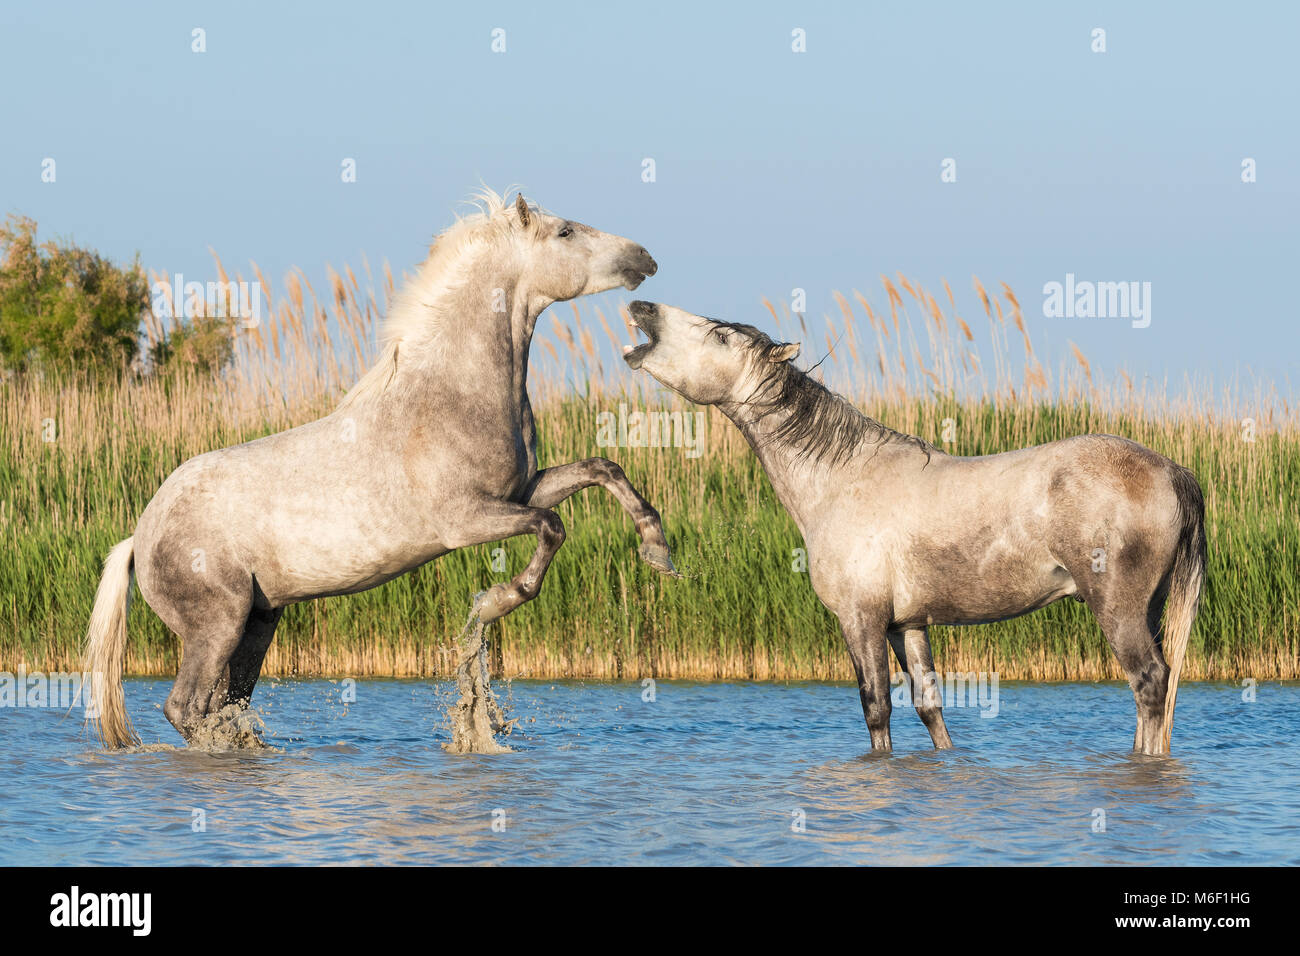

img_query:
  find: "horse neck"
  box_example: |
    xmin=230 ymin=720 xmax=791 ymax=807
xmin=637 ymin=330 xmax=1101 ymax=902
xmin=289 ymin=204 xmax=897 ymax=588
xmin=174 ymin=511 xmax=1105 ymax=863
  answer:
xmin=717 ymin=391 xmax=836 ymax=535
xmin=718 ymin=370 xmax=912 ymax=534
xmin=391 ymin=260 xmax=543 ymax=420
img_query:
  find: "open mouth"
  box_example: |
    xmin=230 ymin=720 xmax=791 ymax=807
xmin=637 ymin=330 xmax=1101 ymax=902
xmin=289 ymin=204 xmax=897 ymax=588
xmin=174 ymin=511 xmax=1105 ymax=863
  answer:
xmin=622 ymin=340 xmax=653 ymax=368
xmin=622 ymin=301 xmax=657 ymax=368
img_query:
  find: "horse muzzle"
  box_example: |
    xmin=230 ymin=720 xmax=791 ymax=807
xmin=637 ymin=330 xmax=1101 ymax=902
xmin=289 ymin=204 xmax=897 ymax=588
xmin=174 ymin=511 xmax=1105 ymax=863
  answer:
xmin=620 ymin=247 xmax=658 ymax=290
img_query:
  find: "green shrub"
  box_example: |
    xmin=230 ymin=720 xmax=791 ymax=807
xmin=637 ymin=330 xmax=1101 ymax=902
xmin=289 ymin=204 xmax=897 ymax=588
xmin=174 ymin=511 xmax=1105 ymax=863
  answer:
xmin=0 ymin=215 xmax=149 ymax=377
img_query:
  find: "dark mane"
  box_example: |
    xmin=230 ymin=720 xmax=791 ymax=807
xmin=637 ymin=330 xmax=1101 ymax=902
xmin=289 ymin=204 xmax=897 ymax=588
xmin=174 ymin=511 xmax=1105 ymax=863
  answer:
xmin=715 ymin=321 xmax=935 ymax=467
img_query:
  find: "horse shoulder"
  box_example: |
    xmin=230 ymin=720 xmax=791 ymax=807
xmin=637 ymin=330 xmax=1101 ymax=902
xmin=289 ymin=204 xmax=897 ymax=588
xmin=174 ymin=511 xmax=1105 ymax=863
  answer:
xmin=802 ymin=511 xmax=895 ymax=619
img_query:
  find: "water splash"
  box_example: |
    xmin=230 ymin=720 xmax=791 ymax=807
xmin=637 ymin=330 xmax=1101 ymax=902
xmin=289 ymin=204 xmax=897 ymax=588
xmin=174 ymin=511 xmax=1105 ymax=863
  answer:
xmin=185 ymin=703 xmax=271 ymax=751
xmin=442 ymin=604 xmax=516 ymax=754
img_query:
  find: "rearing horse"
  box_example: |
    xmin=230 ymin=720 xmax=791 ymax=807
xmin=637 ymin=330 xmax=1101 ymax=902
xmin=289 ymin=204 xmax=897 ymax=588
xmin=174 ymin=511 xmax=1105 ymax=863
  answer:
xmin=84 ymin=191 xmax=677 ymax=748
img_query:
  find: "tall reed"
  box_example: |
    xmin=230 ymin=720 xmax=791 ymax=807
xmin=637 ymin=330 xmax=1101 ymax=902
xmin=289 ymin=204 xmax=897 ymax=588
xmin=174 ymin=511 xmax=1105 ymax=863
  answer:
xmin=1 ymin=256 xmax=1294 ymax=681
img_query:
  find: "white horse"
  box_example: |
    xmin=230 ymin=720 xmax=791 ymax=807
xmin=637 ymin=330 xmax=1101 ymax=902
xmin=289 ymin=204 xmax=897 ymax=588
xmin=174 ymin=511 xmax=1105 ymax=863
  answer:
xmin=624 ymin=301 xmax=1205 ymax=755
xmin=85 ymin=191 xmax=676 ymax=749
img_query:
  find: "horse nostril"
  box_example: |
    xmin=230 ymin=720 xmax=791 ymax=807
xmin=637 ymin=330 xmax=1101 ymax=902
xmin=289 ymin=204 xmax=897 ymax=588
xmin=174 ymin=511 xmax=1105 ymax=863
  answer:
xmin=641 ymin=250 xmax=658 ymax=276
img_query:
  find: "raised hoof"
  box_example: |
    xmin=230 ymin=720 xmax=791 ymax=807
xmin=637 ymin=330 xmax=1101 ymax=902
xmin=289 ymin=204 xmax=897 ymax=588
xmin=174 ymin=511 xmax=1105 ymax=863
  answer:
xmin=471 ymin=585 xmax=513 ymax=623
xmin=638 ymin=541 xmax=682 ymax=578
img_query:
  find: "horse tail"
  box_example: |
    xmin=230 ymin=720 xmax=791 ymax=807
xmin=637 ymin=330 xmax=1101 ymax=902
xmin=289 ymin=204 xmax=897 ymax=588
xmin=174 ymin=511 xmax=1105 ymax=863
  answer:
xmin=83 ymin=537 xmax=140 ymax=749
xmin=1160 ymin=466 xmax=1206 ymax=753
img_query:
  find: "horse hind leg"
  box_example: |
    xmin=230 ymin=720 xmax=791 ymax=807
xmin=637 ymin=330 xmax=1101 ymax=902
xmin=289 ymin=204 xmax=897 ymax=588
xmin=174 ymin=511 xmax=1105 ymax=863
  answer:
xmin=1064 ymin=533 xmax=1171 ymax=755
xmin=888 ymin=627 xmax=954 ymax=749
xmin=226 ymin=606 xmax=284 ymax=707
xmin=162 ymin=595 xmax=257 ymax=749
xmin=464 ymin=501 xmax=567 ymax=623
xmin=1085 ymin=585 xmax=1169 ymax=756
xmin=1109 ymin=616 xmax=1169 ymax=756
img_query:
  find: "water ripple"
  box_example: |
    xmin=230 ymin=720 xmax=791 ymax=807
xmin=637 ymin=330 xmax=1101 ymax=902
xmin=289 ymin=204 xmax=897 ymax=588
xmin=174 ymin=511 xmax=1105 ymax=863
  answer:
xmin=0 ymin=679 xmax=1295 ymax=865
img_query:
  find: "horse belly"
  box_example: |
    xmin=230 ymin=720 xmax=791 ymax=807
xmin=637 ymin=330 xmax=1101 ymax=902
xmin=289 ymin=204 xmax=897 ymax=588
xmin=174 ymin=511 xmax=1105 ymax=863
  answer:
xmin=893 ymin=541 xmax=1077 ymax=628
xmin=248 ymin=507 xmax=445 ymax=606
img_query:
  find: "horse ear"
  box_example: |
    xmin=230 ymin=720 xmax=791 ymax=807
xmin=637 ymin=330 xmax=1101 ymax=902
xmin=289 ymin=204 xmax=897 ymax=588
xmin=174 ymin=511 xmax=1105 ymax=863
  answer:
xmin=769 ymin=342 xmax=801 ymax=363
xmin=515 ymin=193 xmax=531 ymax=228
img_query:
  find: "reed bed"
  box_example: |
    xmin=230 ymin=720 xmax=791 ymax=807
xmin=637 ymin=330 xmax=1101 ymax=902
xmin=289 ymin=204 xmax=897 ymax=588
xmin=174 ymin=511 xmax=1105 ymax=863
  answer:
xmin=1 ymin=256 xmax=1295 ymax=681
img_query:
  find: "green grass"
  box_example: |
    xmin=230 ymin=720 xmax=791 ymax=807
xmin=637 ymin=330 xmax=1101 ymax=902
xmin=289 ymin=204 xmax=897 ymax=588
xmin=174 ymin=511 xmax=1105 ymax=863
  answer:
xmin=2 ymin=389 xmax=1295 ymax=682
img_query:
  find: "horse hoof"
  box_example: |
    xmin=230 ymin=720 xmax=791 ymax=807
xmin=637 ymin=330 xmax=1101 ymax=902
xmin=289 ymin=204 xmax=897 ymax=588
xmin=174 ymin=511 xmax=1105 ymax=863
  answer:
xmin=472 ymin=586 xmax=512 ymax=623
xmin=638 ymin=541 xmax=682 ymax=578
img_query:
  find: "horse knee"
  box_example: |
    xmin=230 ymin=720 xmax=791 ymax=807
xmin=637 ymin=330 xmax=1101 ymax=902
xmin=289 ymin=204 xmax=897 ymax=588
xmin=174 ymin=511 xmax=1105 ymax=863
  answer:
xmin=594 ymin=457 xmax=626 ymax=484
xmin=537 ymin=512 xmax=565 ymax=552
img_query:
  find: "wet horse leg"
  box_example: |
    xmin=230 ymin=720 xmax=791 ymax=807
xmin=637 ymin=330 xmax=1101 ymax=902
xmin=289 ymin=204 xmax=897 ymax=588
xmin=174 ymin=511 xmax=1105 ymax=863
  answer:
xmin=524 ymin=457 xmax=679 ymax=576
xmin=164 ymin=608 xmax=251 ymax=743
xmin=457 ymin=500 xmax=568 ymax=623
xmin=1070 ymin=554 xmax=1171 ymax=755
xmin=841 ymin=604 xmax=894 ymax=752
xmin=1100 ymin=611 xmax=1170 ymax=755
xmin=887 ymin=626 xmax=954 ymax=749
xmin=224 ymin=606 xmax=285 ymax=708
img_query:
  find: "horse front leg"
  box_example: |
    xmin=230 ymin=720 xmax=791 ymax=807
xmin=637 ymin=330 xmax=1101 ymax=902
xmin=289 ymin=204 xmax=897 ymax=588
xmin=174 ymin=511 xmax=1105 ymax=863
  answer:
xmin=841 ymin=605 xmax=894 ymax=752
xmin=887 ymin=626 xmax=954 ymax=749
xmin=456 ymin=501 xmax=568 ymax=623
xmin=524 ymin=457 xmax=680 ymax=576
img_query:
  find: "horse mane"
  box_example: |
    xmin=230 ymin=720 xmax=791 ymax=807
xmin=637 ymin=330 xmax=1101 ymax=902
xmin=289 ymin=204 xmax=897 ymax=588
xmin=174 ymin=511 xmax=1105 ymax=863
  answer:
xmin=722 ymin=321 xmax=935 ymax=467
xmin=336 ymin=186 xmax=541 ymax=410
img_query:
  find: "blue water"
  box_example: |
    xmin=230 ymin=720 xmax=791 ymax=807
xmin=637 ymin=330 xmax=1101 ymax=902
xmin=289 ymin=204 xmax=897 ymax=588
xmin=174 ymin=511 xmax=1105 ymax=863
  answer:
xmin=1 ymin=679 xmax=1296 ymax=865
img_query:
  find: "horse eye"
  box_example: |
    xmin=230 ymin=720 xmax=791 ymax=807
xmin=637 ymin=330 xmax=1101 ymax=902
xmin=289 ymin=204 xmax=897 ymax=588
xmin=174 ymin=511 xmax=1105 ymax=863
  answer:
xmin=558 ymin=226 xmax=573 ymax=239
xmin=714 ymin=330 xmax=728 ymax=345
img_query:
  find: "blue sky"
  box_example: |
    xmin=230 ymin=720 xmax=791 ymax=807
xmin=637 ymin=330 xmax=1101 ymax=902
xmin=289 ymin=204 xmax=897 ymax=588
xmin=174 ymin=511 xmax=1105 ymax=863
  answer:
xmin=2 ymin=1 xmax=1296 ymax=396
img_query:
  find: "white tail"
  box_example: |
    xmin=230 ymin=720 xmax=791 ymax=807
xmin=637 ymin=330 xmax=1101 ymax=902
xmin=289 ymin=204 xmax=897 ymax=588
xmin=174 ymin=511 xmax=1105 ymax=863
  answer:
xmin=1160 ymin=468 xmax=1206 ymax=753
xmin=82 ymin=537 xmax=139 ymax=748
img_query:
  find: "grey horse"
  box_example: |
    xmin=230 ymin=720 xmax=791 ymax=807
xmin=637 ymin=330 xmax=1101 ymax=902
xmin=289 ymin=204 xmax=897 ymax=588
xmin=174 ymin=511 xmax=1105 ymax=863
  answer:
xmin=623 ymin=301 xmax=1205 ymax=755
xmin=84 ymin=191 xmax=677 ymax=748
